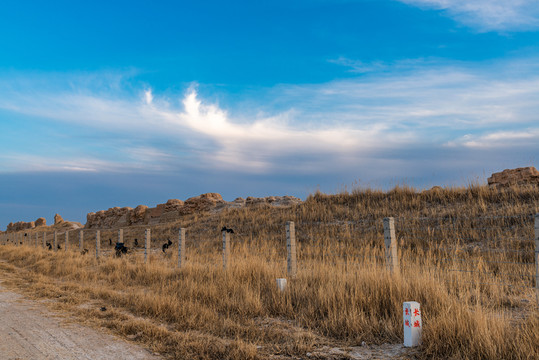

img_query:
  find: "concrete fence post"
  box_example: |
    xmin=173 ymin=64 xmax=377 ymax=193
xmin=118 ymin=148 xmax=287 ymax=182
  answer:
xmin=54 ymin=231 xmax=58 ymax=252
xmin=65 ymin=231 xmax=69 ymax=252
xmin=118 ymin=228 xmax=123 ymax=245
xmin=383 ymin=217 xmax=399 ymax=273
xmin=145 ymin=229 xmax=150 ymax=264
xmin=96 ymin=230 xmax=101 ymax=259
xmin=35 ymin=232 xmax=38 ymax=247
xmin=286 ymin=221 xmax=297 ymax=277
xmin=534 ymin=213 xmax=538 ymax=307
xmin=79 ymin=230 xmax=84 ymax=252
xmin=178 ymin=228 xmax=186 ymax=268
xmin=222 ymin=230 xmax=230 ymax=269
xmin=42 ymin=232 xmax=46 ymax=248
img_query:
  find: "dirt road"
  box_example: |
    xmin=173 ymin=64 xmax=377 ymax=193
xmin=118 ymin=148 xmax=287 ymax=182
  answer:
xmin=0 ymin=282 xmax=162 ymax=360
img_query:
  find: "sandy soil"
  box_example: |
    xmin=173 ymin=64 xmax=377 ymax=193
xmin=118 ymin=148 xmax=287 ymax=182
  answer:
xmin=0 ymin=283 xmax=162 ymax=360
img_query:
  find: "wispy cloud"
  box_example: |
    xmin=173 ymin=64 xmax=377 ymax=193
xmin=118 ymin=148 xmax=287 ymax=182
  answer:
xmin=328 ymin=57 xmax=387 ymax=73
xmin=0 ymin=59 xmax=538 ymax=180
xmin=398 ymin=0 xmax=539 ymax=31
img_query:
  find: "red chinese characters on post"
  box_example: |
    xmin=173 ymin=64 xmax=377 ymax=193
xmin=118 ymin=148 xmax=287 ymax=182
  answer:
xmin=405 ymin=320 xmax=410 ymax=327
xmin=405 ymin=308 xmax=409 ymax=316
xmin=413 ymin=308 xmax=420 ymax=317
xmin=413 ymin=320 xmax=420 ymax=328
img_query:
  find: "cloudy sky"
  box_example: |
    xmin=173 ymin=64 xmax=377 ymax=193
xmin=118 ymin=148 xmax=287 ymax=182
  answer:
xmin=1 ymin=0 xmax=538 ymax=228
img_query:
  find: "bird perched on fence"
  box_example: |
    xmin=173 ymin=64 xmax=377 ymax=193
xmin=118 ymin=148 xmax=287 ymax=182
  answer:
xmin=46 ymin=242 xmax=52 ymax=250
xmin=134 ymin=238 xmax=139 ymax=247
xmin=221 ymin=226 xmax=234 ymax=234
xmin=57 ymin=244 xmax=62 ymax=250
xmin=115 ymin=242 xmax=128 ymax=257
xmin=162 ymin=239 xmax=172 ymax=253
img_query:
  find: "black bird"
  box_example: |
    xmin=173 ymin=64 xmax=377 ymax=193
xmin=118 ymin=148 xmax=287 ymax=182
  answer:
xmin=100 ymin=306 xmax=107 ymax=312
xmin=46 ymin=242 xmax=52 ymax=250
xmin=134 ymin=238 xmax=139 ymax=246
xmin=221 ymin=226 xmax=234 ymax=234
xmin=57 ymin=244 xmax=62 ymax=250
xmin=162 ymin=239 xmax=172 ymax=253
xmin=114 ymin=242 xmax=128 ymax=257
xmin=109 ymin=238 xmax=112 ymax=246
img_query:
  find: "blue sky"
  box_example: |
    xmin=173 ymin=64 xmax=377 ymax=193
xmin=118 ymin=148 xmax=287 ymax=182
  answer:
xmin=1 ymin=0 xmax=538 ymax=228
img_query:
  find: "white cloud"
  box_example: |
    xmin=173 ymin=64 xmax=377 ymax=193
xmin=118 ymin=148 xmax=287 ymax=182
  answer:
xmin=398 ymin=0 xmax=539 ymax=31
xmin=446 ymin=129 xmax=539 ymax=148
xmin=0 ymin=59 xmax=538 ymax=177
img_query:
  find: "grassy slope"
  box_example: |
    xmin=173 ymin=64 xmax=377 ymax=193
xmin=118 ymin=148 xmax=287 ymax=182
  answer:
xmin=0 ymin=185 xmax=538 ymax=359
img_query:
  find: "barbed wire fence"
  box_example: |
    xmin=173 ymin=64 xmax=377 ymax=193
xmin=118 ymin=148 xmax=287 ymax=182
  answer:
xmin=1 ymin=212 xmax=537 ymax=307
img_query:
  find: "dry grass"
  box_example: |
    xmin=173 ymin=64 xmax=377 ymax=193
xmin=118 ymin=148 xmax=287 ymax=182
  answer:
xmin=0 ymin=184 xmax=538 ymax=359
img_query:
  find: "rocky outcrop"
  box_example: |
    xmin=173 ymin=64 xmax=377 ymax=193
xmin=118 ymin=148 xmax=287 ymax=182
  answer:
xmin=487 ymin=167 xmax=539 ymax=188
xmin=4 ymin=216 xmax=81 ymax=233
xmin=6 ymin=221 xmax=35 ymax=232
xmin=85 ymin=193 xmax=302 ymax=229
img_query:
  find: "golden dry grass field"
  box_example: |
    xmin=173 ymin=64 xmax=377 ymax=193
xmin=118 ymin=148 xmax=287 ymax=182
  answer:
xmin=0 ymin=185 xmax=538 ymax=359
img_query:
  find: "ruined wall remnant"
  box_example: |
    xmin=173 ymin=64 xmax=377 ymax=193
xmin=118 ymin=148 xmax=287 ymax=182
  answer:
xmin=487 ymin=167 xmax=539 ymax=188
xmin=84 ymin=193 xmax=302 ymax=229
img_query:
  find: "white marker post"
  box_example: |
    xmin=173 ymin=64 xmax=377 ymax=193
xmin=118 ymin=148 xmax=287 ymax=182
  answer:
xmin=403 ymin=301 xmax=422 ymax=347
xmin=65 ymin=231 xmax=69 ymax=252
xmin=276 ymin=278 xmax=287 ymax=292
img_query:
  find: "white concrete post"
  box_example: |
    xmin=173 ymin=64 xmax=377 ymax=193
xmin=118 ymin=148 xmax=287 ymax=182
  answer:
xmin=178 ymin=228 xmax=186 ymax=268
xmin=53 ymin=231 xmax=58 ymax=252
xmin=276 ymin=278 xmax=287 ymax=292
xmin=96 ymin=230 xmax=101 ymax=259
xmin=79 ymin=230 xmax=84 ymax=252
xmin=42 ymin=232 xmax=46 ymax=248
xmin=383 ymin=217 xmax=399 ymax=273
xmin=403 ymin=301 xmax=422 ymax=347
xmin=65 ymin=231 xmax=69 ymax=252
xmin=144 ymin=229 xmax=150 ymax=264
xmin=534 ymin=213 xmax=538 ymax=307
xmin=118 ymin=228 xmax=123 ymax=245
xmin=286 ymin=221 xmax=297 ymax=277
xmin=222 ymin=230 xmax=230 ymax=269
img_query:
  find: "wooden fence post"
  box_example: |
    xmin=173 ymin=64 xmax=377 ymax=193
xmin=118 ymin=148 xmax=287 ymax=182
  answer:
xmin=534 ymin=213 xmax=538 ymax=308
xmin=79 ymin=230 xmax=84 ymax=252
xmin=178 ymin=228 xmax=186 ymax=268
xmin=96 ymin=230 xmax=101 ymax=259
xmin=145 ymin=229 xmax=150 ymax=264
xmin=286 ymin=221 xmax=297 ymax=277
xmin=65 ymin=231 xmax=69 ymax=252
xmin=383 ymin=217 xmax=399 ymax=273
xmin=222 ymin=230 xmax=230 ymax=269
xmin=54 ymin=231 xmax=58 ymax=252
